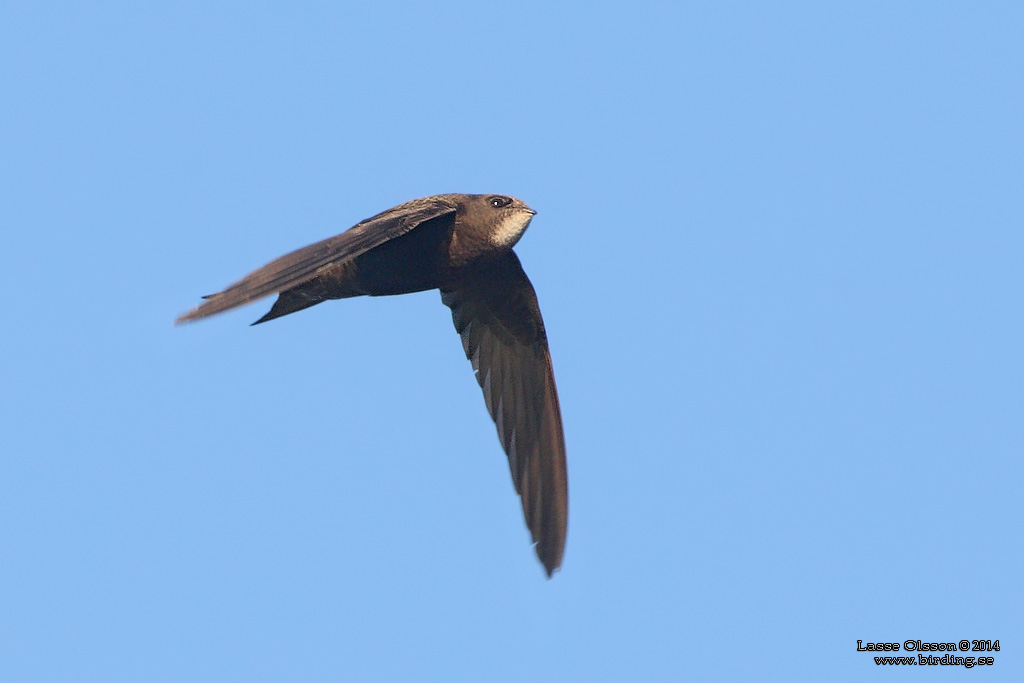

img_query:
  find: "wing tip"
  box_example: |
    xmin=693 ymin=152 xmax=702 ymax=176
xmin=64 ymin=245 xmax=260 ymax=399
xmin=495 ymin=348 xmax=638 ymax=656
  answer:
xmin=535 ymin=533 xmax=565 ymax=578
xmin=174 ymin=309 xmax=199 ymax=325
xmin=175 ymin=298 xmax=221 ymax=325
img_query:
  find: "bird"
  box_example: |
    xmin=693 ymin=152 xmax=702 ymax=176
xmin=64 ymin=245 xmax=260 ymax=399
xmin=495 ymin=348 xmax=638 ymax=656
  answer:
xmin=176 ymin=193 xmax=568 ymax=576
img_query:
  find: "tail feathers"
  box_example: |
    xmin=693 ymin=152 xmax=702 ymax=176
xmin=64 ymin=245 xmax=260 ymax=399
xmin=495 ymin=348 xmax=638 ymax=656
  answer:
xmin=177 ymin=270 xmax=333 ymax=326
xmin=250 ymin=289 xmax=326 ymax=325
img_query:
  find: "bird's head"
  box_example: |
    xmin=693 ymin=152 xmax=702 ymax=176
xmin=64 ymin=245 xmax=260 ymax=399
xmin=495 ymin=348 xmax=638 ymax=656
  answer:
xmin=463 ymin=194 xmax=537 ymax=249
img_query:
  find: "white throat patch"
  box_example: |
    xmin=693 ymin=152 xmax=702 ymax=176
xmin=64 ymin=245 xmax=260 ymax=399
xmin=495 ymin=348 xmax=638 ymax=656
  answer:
xmin=490 ymin=212 xmax=534 ymax=249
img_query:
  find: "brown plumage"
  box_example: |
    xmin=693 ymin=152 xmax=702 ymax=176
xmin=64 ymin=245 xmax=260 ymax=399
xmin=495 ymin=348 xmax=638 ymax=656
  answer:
xmin=177 ymin=193 xmax=568 ymax=576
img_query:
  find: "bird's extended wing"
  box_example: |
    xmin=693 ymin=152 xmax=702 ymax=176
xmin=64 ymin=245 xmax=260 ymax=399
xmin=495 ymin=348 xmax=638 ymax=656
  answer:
xmin=441 ymin=252 xmax=568 ymax=576
xmin=176 ymin=197 xmax=457 ymax=323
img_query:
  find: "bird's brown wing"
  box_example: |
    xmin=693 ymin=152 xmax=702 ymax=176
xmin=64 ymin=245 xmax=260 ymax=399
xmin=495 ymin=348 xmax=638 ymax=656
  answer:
xmin=176 ymin=197 xmax=457 ymax=323
xmin=441 ymin=252 xmax=568 ymax=576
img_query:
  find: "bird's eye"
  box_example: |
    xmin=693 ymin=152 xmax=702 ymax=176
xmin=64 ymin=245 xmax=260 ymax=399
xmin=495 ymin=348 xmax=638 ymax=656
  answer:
xmin=489 ymin=196 xmax=512 ymax=208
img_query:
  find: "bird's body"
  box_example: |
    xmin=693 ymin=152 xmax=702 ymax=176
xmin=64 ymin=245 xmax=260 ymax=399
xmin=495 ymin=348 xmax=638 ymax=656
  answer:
xmin=177 ymin=193 xmax=568 ymax=575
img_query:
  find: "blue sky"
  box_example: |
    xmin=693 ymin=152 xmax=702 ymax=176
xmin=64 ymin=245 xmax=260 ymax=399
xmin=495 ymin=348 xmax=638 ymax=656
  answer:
xmin=2 ymin=2 xmax=1021 ymax=681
